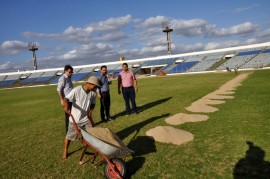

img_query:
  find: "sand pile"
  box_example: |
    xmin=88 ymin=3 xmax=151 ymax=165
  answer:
xmin=146 ymin=126 xmax=194 ymax=145
xmin=165 ymin=113 xmax=209 ymax=125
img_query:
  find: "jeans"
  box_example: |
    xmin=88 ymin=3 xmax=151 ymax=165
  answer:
xmin=100 ymin=91 xmax=111 ymax=121
xmin=122 ymin=86 xmax=137 ymax=114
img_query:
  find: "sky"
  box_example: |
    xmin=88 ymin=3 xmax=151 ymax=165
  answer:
xmin=0 ymin=0 xmax=270 ymax=73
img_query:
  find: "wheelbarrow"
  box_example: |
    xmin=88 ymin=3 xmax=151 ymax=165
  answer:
xmin=68 ymin=112 xmax=133 ymax=179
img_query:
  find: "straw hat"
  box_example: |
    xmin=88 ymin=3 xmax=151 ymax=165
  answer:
xmin=87 ymin=76 xmax=100 ymax=87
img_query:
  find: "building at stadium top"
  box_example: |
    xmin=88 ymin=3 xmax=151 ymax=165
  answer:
xmin=0 ymin=41 xmax=270 ymax=88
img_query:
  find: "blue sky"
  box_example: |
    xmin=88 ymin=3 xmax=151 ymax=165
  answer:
xmin=0 ymin=0 xmax=270 ymax=72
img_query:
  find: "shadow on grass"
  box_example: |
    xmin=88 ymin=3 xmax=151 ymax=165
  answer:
xmin=117 ymin=113 xmax=170 ymax=178
xmin=125 ymin=136 xmax=157 ymax=178
xmin=137 ymin=97 xmax=172 ymax=113
xmin=233 ymin=141 xmax=270 ymax=178
xmin=111 ymin=97 xmax=172 ymax=119
xmin=116 ymin=113 xmax=170 ymax=140
xmin=67 ymin=146 xmax=84 ymax=158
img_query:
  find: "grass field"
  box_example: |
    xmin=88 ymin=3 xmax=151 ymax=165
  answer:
xmin=0 ymin=70 xmax=270 ymax=178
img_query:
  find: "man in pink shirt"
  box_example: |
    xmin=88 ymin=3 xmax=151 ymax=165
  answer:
xmin=118 ymin=63 xmax=138 ymax=115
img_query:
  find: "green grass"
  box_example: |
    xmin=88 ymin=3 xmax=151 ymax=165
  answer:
xmin=0 ymin=70 xmax=270 ymax=178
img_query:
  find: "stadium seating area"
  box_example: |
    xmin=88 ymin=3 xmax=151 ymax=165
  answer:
xmin=1 ymin=42 xmax=270 ymax=88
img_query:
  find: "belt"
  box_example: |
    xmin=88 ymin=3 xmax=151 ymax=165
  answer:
xmin=122 ymin=86 xmax=133 ymax=88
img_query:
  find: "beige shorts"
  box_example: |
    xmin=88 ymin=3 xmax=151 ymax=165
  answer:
xmin=66 ymin=121 xmax=91 ymax=140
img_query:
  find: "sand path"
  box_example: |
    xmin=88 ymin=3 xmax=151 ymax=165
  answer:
xmin=146 ymin=73 xmax=249 ymax=145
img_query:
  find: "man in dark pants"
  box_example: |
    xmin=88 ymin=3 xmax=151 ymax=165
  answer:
xmin=97 ymin=65 xmax=113 ymax=122
xmin=57 ymin=65 xmax=73 ymax=134
xmin=118 ymin=63 xmax=138 ymax=115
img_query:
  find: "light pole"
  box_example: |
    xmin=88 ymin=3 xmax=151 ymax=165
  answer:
xmin=163 ymin=26 xmax=173 ymax=55
xmin=28 ymin=42 xmax=38 ymax=70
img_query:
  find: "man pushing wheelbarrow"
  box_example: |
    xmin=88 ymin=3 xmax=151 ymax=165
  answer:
xmin=62 ymin=76 xmax=133 ymax=178
xmin=62 ymin=76 xmax=99 ymax=160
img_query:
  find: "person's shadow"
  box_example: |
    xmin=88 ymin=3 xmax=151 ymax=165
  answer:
xmin=233 ymin=141 xmax=270 ymax=178
xmin=116 ymin=113 xmax=170 ymax=178
xmin=116 ymin=113 xmax=170 ymax=140
xmin=111 ymin=97 xmax=172 ymax=119
xmin=125 ymin=136 xmax=156 ymax=178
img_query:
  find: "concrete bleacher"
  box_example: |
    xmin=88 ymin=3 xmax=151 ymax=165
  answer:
xmin=34 ymin=70 xmax=58 ymax=83
xmin=1 ymin=42 xmax=270 ymax=88
xmin=237 ymin=50 xmax=262 ymax=56
xmin=140 ymin=58 xmax=176 ymax=75
xmin=50 ymin=76 xmax=61 ymax=84
xmin=189 ymin=59 xmax=220 ymax=72
xmin=182 ymin=55 xmax=205 ymax=62
xmin=216 ymin=49 xmax=263 ymax=70
xmin=240 ymin=50 xmax=270 ymax=69
xmin=0 ymin=74 xmax=22 ymax=86
xmin=20 ymin=72 xmax=44 ymax=84
xmin=71 ymin=66 xmax=95 ymax=81
xmin=0 ymin=75 xmax=6 ymax=82
xmin=107 ymin=64 xmax=121 ymax=71
xmin=168 ymin=61 xmax=198 ymax=74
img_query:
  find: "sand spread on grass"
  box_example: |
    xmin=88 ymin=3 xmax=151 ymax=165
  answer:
xmin=165 ymin=113 xmax=209 ymax=125
xmin=146 ymin=73 xmax=250 ymax=145
xmin=185 ymin=73 xmax=249 ymax=113
xmin=146 ymin=126 xmax=194 ymax=145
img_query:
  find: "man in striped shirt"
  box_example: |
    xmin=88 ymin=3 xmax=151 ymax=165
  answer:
xmin=57 ymin=65 xmax=73 ymax=134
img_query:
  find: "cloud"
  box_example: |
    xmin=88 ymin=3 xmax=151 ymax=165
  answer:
xmin=206 ymin=22 xmax=258 ymax=37
xmin=92 ymin=14 xmax=133 ymax=31
xmin=234 ymin=4 xmax=259 ymax=13
xmin=136 ymin=17 xmax=258 ymax=40
xmin=22 ymin=14 xmax=134 ymax=44
xmin=1 ymin=14 xmax=269 ymax=73
xmin=257 ymin=28 xmax=270 ymax=39
xmin=140 ymin=16 xmax=169 ymax=28
xmin=0 ymin=61 xmax=15 ymax=71
xmin=171 ymin=19 xmax=214 ymax=37
xmin=204 ymin=40 xmax=241 ymax=50
xmin=0 ymin=40 xmax=28 ymax=55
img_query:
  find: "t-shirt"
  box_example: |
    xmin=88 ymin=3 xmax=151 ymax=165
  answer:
xmin=65 ymin=85 xmax=96 ymax=124
xmin=118 ymin=71 xmax=136 ymax=87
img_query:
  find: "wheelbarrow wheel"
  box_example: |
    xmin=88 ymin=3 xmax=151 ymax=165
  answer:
xmin=104 ymin=158 xmax=127 ymax=179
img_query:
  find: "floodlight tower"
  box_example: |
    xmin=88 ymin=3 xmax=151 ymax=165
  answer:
xmin=28 ymin=42 xmax=38 ymax=70
xmin=162 ymin=26 xmax=173 ymax=55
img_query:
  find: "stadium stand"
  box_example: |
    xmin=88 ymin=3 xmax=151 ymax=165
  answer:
xmin=216 ymin=49 xmax=263 ymax=70
xmin=1 ymin=42 xmax=270 ymax=88
xmin=50 ymin=75 xmax=61 ymax=84
xmin=70 ymin=66 xmax=95 ymax=81
xmin=168 ymin=61 xmax=198 ymax=74
xmin=188 ymin=54 xmax=224 ymax=72
xmin=34 ymin=70 xmax=58 ymax=83
xmin=0 ymin=74 xmax=23 ymax=86
xmin=182 ymin=55 xmax=205 ymax=62
xmin=240 ymin=50 xmax=270 ymax=69
xmin=20 ymin=72 xmax=44 ymax=84
xmin=138 ymin=58 xmax=176 ymax=75
xmin=0 ymin=75 xmax=7 ymax=83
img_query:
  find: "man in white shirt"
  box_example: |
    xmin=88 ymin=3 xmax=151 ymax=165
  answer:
xmin=62 ymin=76 xmax=100 ymax=160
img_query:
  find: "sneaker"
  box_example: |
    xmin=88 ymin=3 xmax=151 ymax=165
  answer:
xmin=107 ymin=117 xmax=114 ymax=121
